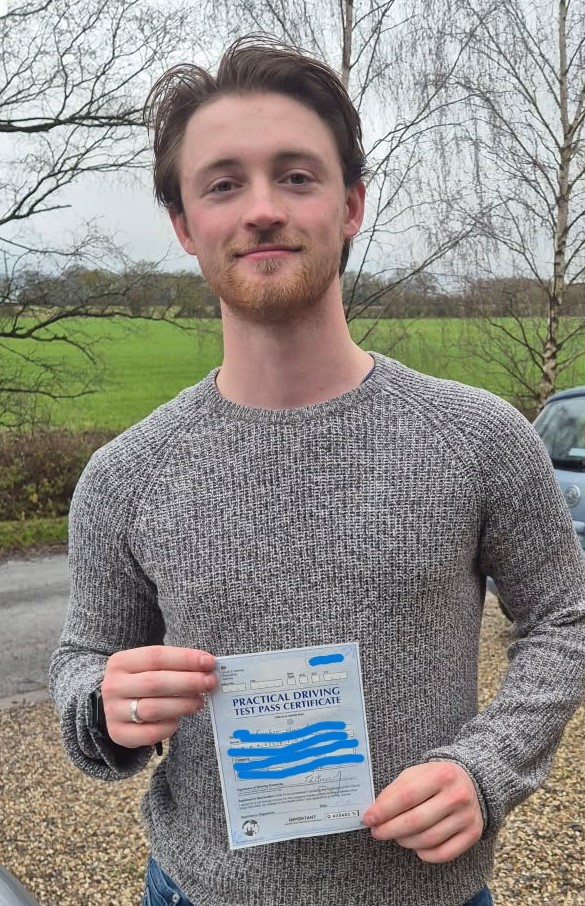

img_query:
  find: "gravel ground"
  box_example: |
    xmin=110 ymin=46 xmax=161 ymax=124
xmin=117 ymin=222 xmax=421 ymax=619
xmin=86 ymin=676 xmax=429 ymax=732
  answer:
xmin=0 ymin=595 xmax=583 ymax=905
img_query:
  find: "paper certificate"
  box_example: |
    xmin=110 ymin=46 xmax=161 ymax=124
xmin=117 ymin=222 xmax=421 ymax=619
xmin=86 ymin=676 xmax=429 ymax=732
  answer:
xmin=208 ymin=642 xmax=374 ymax=849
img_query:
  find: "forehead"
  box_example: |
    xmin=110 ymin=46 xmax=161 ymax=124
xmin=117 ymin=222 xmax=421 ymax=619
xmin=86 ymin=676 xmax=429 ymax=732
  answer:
xmin=178 ymin=92 xmax=342 ymax=178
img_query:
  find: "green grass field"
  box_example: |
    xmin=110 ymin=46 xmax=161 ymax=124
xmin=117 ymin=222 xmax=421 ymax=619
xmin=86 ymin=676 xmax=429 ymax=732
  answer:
xmin=0 ymin=516 xmax=68 ymax=556
xmin=7 ymin=316 xmax=585 ymax=431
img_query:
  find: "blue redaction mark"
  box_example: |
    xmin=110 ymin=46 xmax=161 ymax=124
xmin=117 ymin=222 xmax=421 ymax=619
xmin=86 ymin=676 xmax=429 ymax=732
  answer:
xmin=228 ymin=720 xmax=364 ymax=780
xmin=232 ymin=721 xmax=344 ymax=743
xmin=308 ymin=653 xmax=345 ymax=666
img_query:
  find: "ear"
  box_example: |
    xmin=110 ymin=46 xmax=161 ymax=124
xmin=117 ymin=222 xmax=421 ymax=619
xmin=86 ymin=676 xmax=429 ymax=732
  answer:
xmin=169 ymin=207 xmax=198 ymax=258
xmin=342 ymin=181 xmax=366 ymax=240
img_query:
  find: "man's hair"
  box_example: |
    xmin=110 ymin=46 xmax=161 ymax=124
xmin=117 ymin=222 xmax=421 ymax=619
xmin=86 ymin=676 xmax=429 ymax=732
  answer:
xmin=143 ymin=36 xmax=367 ymax=274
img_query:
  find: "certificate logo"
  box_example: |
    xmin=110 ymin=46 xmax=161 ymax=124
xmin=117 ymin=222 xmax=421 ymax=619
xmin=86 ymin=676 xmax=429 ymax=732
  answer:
xmin=242 ymin=819 xmax=260 ymax=837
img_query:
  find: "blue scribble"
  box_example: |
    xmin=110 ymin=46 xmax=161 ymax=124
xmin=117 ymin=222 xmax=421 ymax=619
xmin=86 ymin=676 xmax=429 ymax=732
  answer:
xmin=229 ymin=731 xmax=348 ymax=758
xmin=232 ymin=721 xmax=345 ymax=744
xmin=230 ymin=740 xmax=359 ymax=768
xmin=308 ymin=653 xmax=345 ymax=666
xmin=233 ymin=754 xmax=364 ymax=780
xmin=228 ymin=720 xmax=364 ymax=780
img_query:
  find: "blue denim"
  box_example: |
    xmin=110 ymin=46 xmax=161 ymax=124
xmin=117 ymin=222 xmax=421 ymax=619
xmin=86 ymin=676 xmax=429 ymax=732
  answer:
xmin=142 ymin=857 xmax=196 ymax=906
xmin=143 ymin=858 xmax=492 ymax=906
xmin=465 ymin=887 xmax=494 ymax=906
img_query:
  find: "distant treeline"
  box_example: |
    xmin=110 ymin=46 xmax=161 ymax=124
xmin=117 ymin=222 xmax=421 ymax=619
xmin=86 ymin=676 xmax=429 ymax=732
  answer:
xmin=4 ymin=266 xmax=585 ymax=320
xmin=342 ymin=272 xmax=585 ymax=319
xmin=4 ymin=265 xmax=222 ymax=319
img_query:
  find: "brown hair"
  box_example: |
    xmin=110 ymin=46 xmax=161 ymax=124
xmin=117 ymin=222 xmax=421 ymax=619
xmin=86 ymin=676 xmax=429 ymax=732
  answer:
xmin=143 ymin=36 xmax=367 ymax=274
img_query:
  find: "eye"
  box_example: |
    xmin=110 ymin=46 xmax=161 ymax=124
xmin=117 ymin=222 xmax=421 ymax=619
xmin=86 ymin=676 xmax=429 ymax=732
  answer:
xmin=283 ymin=172 xmax=313 ymax=186
xmin=210 ymin=179 xmax=237 ymax=194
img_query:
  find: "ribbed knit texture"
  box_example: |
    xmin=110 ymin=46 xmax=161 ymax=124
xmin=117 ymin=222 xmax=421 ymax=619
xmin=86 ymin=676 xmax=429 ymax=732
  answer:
xmin=50 ymin=353 xmax=585 ymax=906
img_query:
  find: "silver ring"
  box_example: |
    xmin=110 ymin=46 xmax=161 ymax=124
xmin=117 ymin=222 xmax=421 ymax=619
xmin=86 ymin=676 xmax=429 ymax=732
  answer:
xmin=130 ymin=698 xmax=145 ymax=724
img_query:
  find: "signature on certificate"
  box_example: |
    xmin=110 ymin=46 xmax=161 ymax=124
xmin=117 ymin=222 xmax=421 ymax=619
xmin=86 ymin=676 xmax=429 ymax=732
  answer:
xmin=306 ymin=768 xmax=343 ymax=796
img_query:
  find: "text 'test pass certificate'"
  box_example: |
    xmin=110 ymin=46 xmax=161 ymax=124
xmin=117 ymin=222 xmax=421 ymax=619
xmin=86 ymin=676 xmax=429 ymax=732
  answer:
xmin=208 ymin=642 xmax=374 ymax=849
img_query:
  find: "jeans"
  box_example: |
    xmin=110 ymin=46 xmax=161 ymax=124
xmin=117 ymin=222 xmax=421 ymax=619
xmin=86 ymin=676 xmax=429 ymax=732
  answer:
xmin=142 ymin=857 xmax=195 ymax=906
xmin=143 ymin=857 xmax=493 ymax=906
xmin=465 ymin=887 xmax=494 ymax=906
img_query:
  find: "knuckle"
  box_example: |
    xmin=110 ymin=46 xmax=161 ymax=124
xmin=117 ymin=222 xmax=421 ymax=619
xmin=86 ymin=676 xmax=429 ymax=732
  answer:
xmin=436 ymin=761 xmax=458 ymax=785
xmin=400 ymin=788 xmax=420 ymax=812
xmin=149 ymin=645 xmax=167 ymax=668
xmin=106 ymin=650 xmax=122 ymax=668
xmin=101 ymin=673 xmax=122 ymax=701
xmin=451 ymin=785 xmax=473 ymax=808
xmin=472 ymin=813 xmax=484 ymax=839
xmin=102 ymin=665 xmax=119 ymax=692
xmin=100 ymin=675 xmax=115 ymax=698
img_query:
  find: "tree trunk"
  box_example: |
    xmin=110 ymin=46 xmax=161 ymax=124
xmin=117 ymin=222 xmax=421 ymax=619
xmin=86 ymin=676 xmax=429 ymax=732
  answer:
xmin=538 ymin=0 xmax=571 ymax=411
xmin=340 ymin=0 xmax=354 ymax=89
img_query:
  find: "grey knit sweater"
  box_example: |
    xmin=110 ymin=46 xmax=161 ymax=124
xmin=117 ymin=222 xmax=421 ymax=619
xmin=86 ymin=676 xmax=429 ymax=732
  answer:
xmin=50 ymin=353 xmax=585 ymax=906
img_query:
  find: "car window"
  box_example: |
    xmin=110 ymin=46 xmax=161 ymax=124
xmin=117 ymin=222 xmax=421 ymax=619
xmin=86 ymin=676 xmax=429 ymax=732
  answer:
xmin=534 ymin=396 xmax=585 ymax=466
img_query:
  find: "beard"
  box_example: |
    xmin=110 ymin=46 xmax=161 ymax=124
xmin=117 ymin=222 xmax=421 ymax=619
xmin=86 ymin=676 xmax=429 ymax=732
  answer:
xmin=201 ymin=231 xmax=342 ymax=325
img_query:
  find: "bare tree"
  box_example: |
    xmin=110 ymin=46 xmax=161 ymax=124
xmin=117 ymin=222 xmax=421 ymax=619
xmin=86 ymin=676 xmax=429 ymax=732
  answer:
xmin=0 ymin=0 xmax=203 ymax=427
xmin=203 ymin=0 xmax=483 ymax=349
xmin=448 ymin=0 xmax=585 ymax=411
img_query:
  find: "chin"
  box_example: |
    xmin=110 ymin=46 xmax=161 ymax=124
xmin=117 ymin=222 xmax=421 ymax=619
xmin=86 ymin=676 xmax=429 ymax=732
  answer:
xmin=211 ymin=258 xmax=340 ymax=324
xmin=223 ymin=293 xmax=321 ymax=326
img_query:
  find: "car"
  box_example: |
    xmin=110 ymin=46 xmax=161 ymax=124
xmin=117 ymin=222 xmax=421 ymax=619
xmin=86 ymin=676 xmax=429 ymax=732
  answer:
xmin=532 ymin=385 xmax=585 ymax=546
xmin=489 ymin=385 xmax=585 ymax=619
xmin=0 ymin=866 xmax=38 ymax=906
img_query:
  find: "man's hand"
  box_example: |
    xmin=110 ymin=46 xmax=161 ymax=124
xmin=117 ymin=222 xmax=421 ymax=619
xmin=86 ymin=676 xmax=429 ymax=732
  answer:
xmin=100 ymin=646 xmax=217 ymax=749
xmin=362 ymin=761 xmax=484 ymax=863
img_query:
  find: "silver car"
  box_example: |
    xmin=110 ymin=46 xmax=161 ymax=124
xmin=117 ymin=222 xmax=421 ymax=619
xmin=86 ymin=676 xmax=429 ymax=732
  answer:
xmin=533 ymin=385 xmax=585 ymax=549
xmin=489 ymin=385 xmax=585 ymax=618
xmin=0 ymin=867 xmax=38 ymax=906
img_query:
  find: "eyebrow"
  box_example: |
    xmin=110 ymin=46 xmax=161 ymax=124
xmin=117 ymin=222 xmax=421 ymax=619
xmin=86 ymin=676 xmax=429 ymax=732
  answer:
xmin=195 ymin=150 xmax=326 ymax=183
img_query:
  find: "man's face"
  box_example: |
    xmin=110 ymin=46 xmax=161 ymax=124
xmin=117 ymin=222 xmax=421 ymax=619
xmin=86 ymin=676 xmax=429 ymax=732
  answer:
xmin=170 ymin=92 xmax=365 ymax=324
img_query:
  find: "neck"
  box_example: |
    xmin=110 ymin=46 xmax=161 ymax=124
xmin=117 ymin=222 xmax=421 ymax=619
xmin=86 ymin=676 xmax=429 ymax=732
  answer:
xmin=215 ymin=293 xmax=373 ymax=409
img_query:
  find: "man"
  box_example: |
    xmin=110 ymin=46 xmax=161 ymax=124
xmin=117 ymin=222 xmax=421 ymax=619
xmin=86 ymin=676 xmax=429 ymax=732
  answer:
xmin=50 ymin=37 xmax=585 ymax=906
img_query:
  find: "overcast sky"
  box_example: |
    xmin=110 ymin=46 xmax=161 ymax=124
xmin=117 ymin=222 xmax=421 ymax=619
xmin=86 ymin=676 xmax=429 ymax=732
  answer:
xmin=3 ymin=0 xmax=573 ymax=286
xmin=40 ymin=171 xmax=199 ymax=272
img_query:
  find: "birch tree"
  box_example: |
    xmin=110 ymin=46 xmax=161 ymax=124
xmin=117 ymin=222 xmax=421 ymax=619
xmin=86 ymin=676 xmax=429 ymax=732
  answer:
xmin=0 ymin=0 xmax=202 ymax=427
xmin=451 ymin=0 xmax=585 ymax=411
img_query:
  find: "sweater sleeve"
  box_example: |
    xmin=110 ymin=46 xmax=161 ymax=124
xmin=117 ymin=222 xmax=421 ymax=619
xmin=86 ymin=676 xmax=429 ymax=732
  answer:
xmin=424 ymin=399 xmax=585 ymax=833
xmin=49 ymin=448 xmax=165 ymax=781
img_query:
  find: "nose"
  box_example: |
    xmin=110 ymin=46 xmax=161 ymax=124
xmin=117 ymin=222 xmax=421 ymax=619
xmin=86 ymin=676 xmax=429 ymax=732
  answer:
xmin=242 ymin=179 xmax=287 ymax=231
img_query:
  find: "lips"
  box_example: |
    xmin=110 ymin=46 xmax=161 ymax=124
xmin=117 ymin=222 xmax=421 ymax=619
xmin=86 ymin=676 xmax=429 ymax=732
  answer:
xmin=236 ymin=246 xmax=300 ymax=257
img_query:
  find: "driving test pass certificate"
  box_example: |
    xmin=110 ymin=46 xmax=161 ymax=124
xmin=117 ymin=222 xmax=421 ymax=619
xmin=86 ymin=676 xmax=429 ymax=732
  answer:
xmin=208 ymin=642 xmax=374 ymax=849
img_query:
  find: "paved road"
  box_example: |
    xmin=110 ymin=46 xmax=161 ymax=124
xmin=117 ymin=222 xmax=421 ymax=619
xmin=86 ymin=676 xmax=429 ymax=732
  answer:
xmin=0 ymin=554 xmax=69 ymax=706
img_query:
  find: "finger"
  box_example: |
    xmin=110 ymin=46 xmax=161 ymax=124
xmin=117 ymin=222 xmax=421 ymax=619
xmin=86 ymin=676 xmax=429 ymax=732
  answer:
xmin=108 ymin=718 xmax=180 ymax=750
xmin=415 ymin=826 xmax=482 ymax=864
xmin=117 ymin=694 xmax=206 ymax=724
xmin=382 ymin=811 xmax=470 ymax=851
xmin=363 ymin=767 xmax=442 ymax=826
xmin=110 ymin=669 xmax=217 ymax=699
xmin=109 ymin=646 xmax=216 ymax=674
xmin=369 ymin=794 xmax=453 ymax=842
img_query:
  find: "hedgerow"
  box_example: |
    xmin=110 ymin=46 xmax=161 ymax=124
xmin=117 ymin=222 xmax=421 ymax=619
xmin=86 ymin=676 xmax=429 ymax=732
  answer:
xmin=0 ymin=429 xmax=114 ymax=521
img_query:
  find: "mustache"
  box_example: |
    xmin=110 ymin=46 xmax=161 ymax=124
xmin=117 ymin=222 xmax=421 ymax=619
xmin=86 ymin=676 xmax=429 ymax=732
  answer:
xmin=227 ymin=233 xmax=305 ymax=257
